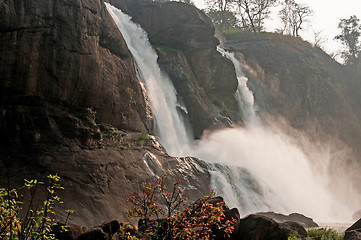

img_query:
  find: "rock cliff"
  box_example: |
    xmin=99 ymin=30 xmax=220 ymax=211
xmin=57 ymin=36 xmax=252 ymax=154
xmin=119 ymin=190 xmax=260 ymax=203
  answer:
xmin=223 ymin=32 xmax=361 ymax=193
xmin=106 ymin=0 xmax=240 ymax=138
xmin=0 ymin=0 xmax=151 ymax=139
xmin=0 ymin=0 xmax=212 ymax=227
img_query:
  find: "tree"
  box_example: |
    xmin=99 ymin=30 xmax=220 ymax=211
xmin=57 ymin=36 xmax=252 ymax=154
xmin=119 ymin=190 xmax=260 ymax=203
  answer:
xmin=234 ymin=0 xmax=277 ymax=33
xmin=334 ymin=15 xmax=361 ymax=65
xmin=207 ymin=9 xmax=238 ymax=31
xmin=205 ymin=0 xmax=235 ymax=31
xmin=279 ymin=0 xmax=312 ymax=37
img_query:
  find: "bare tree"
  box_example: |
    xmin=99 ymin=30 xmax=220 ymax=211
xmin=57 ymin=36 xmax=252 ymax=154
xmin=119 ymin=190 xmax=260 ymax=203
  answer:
xmin=279 ymin=0 xmax=312 ymax=37
xmin=234 ymin=0 xmax=277 ymax=32
xmin=312 ymin=29 xmax=326 ymax=48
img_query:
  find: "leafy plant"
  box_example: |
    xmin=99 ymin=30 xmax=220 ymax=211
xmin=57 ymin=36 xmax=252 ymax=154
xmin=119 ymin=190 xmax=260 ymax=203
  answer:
xmin=287 ymin=228 xmax=344 ymax=240
xmin=307 ymin=228 xmax=344 ymax=240
xmin=135 ymin=133 xmax=149 ymax=147
xmin=0 ymin=174 xmax=66 ymax=240
xmin=126 ymin=176 xmax=236 ymax=239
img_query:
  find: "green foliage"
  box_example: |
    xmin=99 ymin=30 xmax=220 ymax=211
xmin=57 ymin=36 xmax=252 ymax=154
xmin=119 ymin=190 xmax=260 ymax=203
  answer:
xmin=0 ymin=174 xmax=66 ymax=240
xmin=85 ymin=107 xmax=97 ymax=126
xmin=126 ymin=176 xmax=236 ymax=240
xmin=118 ymin=222 xmax=140 ymax=240
xmin=135 ymin=133 xmax=150 ymax=147
xmin=103 ymin=127 xmax=124 ymax=143
xmin=288 ymin=230 xmax=301 ymax=240
xmin=307 ymin=228 xmax=344 ymax=240
xmin=206 ymin=10 xmax=238 ymax=32
xmin=287 ymin=228 xmax=344 ymax=240
xmin=335 ymin=15 xmax=361 ymax=65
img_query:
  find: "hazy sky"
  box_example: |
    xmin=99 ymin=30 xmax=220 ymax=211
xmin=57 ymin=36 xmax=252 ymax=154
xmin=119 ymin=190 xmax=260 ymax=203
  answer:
xmin=193 ymin=0 xmax=361 ymax=56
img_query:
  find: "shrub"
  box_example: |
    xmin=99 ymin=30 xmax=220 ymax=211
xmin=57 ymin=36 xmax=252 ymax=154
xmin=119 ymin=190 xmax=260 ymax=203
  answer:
xmin=0 ymin=174 xmax=66 ymax=240
xmin=126 ymin=176 xmax=236 ymax=239
xmin=307 ymin=228 xmax=344 ymax=240
xmin=287 ymin=228 xmax=344 ymax=240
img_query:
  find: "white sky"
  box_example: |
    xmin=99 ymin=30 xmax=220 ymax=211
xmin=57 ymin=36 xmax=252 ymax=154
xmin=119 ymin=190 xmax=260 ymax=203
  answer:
xmin=193 ymin=0 xmax=361 ymax=56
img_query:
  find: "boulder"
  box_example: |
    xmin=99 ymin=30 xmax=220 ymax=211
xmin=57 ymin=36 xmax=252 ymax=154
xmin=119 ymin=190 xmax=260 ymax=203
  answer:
xmin=284 ymin=221 xmax=307 ymax=238
xmin=344 ymin=230 xmax=361 ymax=240
xmin=345 ymin=218 xmax=361 ymax=240
xmin=76 ymin=220 xmax=120 ymax=240
xmin=237 ymin=214 xmax=290 ymax=240
xmin=52 ymin=222 xmax=85 ymax=240
xmin=257 ymin=212 xmax=318 ymax=228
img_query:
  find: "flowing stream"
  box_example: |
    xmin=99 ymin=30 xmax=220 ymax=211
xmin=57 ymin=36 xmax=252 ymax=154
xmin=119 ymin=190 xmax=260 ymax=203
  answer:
xmin=105 ymin=3 xmax=354 ymax=222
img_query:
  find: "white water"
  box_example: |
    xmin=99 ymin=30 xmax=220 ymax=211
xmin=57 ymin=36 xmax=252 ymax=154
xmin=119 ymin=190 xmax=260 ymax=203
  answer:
xmin=105 ymin=3 xmax=191 ymax=156
xmin=217 ymin=47 xmax=260 ymax=125
xmin=106 ymin=4 xmax=356 ymax=223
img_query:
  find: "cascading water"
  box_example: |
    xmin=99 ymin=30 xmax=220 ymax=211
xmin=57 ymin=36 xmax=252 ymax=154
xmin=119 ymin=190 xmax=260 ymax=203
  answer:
xmin=105 ymin=3 xmax=191 ymax=156
xmin=105 ymin=3 xmax=355 ymax=222
xmin=217 ymin=47 xmax=259 ymax=125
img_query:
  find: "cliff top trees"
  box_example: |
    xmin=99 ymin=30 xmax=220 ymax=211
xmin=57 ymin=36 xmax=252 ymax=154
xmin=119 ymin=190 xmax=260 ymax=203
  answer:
xmin=234 ymin=0 xmax=277 ymax=33
xmin=205 ymin=0 xmax=237 ymax=31
xmin=278 ymin=0 xmax=312 ymax=37
xmin=335 ymin=15 xmax=361 ymax=65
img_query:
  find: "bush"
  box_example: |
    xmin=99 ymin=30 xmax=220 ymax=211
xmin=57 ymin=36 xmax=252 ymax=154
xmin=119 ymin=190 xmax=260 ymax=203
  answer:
xmin=0 ymin=174 xmax=66 ymax=240
xmin=307 ymin=228 xmax=344 ymax=240
xmin=288 ymin=228 xmax=344 ymax=240
xmin=126 ymin=176 xmax=236 ymax=239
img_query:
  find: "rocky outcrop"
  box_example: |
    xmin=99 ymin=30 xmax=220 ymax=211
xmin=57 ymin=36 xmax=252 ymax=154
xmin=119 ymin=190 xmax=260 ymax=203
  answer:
xmin=236 ymin=214 xmax=291 ymax=240
xmin=345 ymin=218 xmax=361 ymax=240
xmin=257 ymin=212 xmax=318 ymax=228
xmin=0 ymin=0 xmax=214 ymax=227
xmin=106 ymin=0 xmax=239 ymax=138
xmin=0 ymin=120 xmax=211 ymax=226
xmin=0 ymin=0 xmax=151 ymax=140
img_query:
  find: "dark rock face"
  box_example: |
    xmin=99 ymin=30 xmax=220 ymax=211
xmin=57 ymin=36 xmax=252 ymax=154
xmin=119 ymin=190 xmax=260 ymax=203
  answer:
xmin=0 ymin=0 xmax=151 ymax=137
xmin=257 ymin=212 xmax=318 ymax=228
xmin=344 ymin=230 xmax=361 ymax=240
xmin=106 ymin=0 xmax=239 ymax=138
xmin=0 ymin=0 xmax=215 ymax=228
xmin=237 ymin=214 xmax=290 ymax=240
xmin=345 ymin=218 xmax=361 ymax=240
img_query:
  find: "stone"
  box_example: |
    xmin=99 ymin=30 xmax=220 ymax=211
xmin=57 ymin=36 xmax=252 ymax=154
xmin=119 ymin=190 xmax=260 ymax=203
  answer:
xmin=345 ymin=230 xmax=361 ymax=240
xmin=237 ymin=214 xmax=290 ymax=240
xmin=52 ymin=222 xmax=85 ymax=240
xmin=257 ymin=212 xmax=318 ymax=228
xmin=284 ymin=221 xmax=307 ymax=238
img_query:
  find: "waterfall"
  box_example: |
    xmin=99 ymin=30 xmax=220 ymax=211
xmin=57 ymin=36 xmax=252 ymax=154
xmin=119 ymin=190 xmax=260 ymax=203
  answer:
xmin=217 ymin=47 xmax=259 ymax=125
xmin=105 ymin=3 xmax=354 ymax=222
xmin=105 ymin=3 xmax=191 ymax=156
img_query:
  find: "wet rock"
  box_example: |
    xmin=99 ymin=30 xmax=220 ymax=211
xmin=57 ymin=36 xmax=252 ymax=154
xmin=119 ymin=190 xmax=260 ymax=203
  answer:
xmin=106 ymin=0 xmax=239 ymax=138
